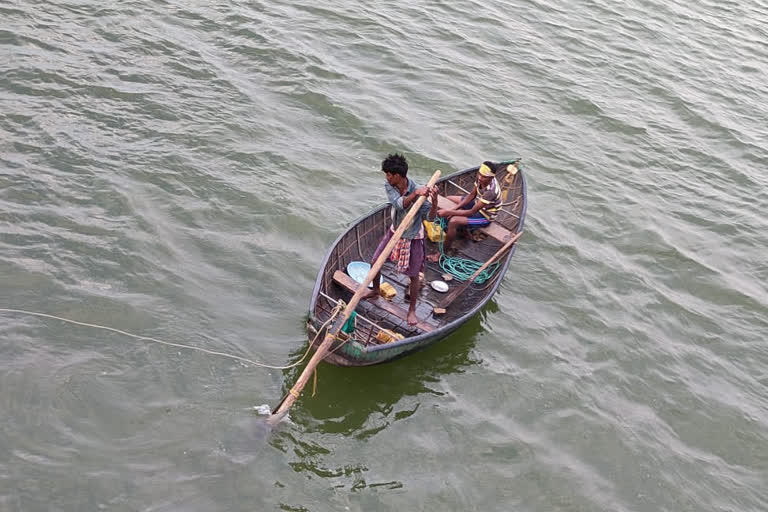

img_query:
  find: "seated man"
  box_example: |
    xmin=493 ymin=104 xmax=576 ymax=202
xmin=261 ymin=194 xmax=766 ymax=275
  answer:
xmin=427 ymin=160 xmax=502 ymax=262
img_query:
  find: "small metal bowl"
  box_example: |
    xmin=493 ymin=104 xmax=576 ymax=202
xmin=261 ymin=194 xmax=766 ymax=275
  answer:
xmin=430 ymin=280 xmax=449 ymax=293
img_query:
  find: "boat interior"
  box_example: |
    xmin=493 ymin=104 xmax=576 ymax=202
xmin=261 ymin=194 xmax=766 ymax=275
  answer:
xmin=310 ymin=162 xmax=525 ymax=347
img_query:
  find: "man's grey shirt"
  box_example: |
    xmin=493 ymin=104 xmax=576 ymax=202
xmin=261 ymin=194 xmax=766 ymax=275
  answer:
xmin=384 ymin=177 xmax=433 ymax=240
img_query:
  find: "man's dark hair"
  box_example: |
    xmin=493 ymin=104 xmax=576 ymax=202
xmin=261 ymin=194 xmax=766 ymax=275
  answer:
xmin=381 ymin=153 xmax=408 ymax=177
xmin=483 ymin=160 xmax=498 ymax=175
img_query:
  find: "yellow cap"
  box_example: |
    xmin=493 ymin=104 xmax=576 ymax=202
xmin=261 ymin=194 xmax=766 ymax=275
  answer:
xmin=478 ymin=163 xmax=495 ymax=177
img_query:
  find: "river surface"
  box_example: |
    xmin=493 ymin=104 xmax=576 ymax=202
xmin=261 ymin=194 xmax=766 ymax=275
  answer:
xmin=2 ymin=0 xmax=767 ymax=510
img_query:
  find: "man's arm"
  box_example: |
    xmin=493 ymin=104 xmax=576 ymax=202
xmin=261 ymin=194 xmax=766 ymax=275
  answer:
xmin=384 ymin=182 xmax=406 ymax=211
xmin=439 ymin=199 xmax=485 ymax=218
xmin=427 ymin=187 xmax=438 ymax=220
xmin=453 ymin=187 xmax=477 ymax=210
xmin=386 ymin=182 xmax=427 ymax=211
xmin=403 ymin=186 xmax=430 ymax=209
xmin=387 ymin=181 xmax=434 ymax=212
xmin=438 ymin=187 xmax=478 ymax=218
xmin=418 ymin=187 xmax=438 ymax=221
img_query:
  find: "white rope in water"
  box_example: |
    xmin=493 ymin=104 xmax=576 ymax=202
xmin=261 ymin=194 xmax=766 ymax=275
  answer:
xmin=0 ymin=308 xmax=321 ymax=371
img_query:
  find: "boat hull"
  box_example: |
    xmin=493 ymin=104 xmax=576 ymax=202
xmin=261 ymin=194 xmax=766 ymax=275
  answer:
xmin=306 ymin=160 xmax=527 ymax=366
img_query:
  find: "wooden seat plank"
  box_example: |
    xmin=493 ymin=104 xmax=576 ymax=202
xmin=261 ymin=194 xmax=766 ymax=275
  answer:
xmin=332 ymin=270 xmax=434 ymax=333
xmin=435 ymin=195 xmax=512 ymax=242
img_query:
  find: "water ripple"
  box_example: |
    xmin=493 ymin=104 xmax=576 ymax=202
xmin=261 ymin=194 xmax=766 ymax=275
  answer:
xmin=2 ymin=0 xmax=768 ymax=510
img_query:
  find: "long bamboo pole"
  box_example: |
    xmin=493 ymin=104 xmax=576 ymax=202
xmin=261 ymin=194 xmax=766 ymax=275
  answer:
xmin=268 ymin=169 xmax=441 ymax=423
xmin=435 ymin=230 xmax=523 ymax=312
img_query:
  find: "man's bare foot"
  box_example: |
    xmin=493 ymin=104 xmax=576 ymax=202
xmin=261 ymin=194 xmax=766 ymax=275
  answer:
xmin=427 ymin=252 xmax=440 ymax=263
xmin=406 ymin=311 xmax=418 ymax=325
xmin=361 ymin=288 xmax=379 ymax=300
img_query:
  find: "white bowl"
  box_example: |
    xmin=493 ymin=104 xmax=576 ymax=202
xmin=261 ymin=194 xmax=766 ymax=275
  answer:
xmin=430 ymin=280 xmax=449 ymax=293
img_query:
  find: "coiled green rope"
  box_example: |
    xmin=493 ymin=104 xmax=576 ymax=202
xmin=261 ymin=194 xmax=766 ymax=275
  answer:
xmin=432 ymin=218 xmax=499 ymax=284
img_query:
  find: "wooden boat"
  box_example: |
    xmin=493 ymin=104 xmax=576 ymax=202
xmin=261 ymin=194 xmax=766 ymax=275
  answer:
xmin=305 ymin=160 xmax=527 ymax=366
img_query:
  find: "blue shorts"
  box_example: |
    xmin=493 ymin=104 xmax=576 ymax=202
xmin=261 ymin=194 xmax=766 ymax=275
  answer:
xmin=460 ymin=199 xmax=491 ymax=227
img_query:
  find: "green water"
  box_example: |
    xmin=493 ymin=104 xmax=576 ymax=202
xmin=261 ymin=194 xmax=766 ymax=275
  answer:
xmin=2 ymin=0 xmax=767 ymax=510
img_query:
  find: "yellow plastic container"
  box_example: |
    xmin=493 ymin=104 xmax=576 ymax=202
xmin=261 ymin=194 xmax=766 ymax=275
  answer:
xmin=379 ymin=282 xmax=397 ymax=299
xmin=423 ymin=220 xmax=444 ymax=242
xmin=375 ymin=329 xmax=404 ymax=344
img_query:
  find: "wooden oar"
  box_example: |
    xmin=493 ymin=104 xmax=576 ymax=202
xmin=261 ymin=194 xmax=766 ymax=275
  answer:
xmin=434 ymin=230 xmax=523 ymax=314
xmin=268 ymin=169 xmax=442 ymax=424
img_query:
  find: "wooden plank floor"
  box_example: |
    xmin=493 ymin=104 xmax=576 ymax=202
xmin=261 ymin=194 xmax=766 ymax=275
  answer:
xmin=332 ymin=270 xmax=437 ymax=332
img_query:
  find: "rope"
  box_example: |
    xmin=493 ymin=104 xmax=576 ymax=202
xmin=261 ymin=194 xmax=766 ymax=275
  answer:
xmin=275 ymin=301 xmax=352 ymax=406
xmin=433 ymin=218 xmax=499 ymax=284
xmin=3 ymin=300 xmax=360 ymax=412
xmin=0 ymin=307 xmax=339 ymax=371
